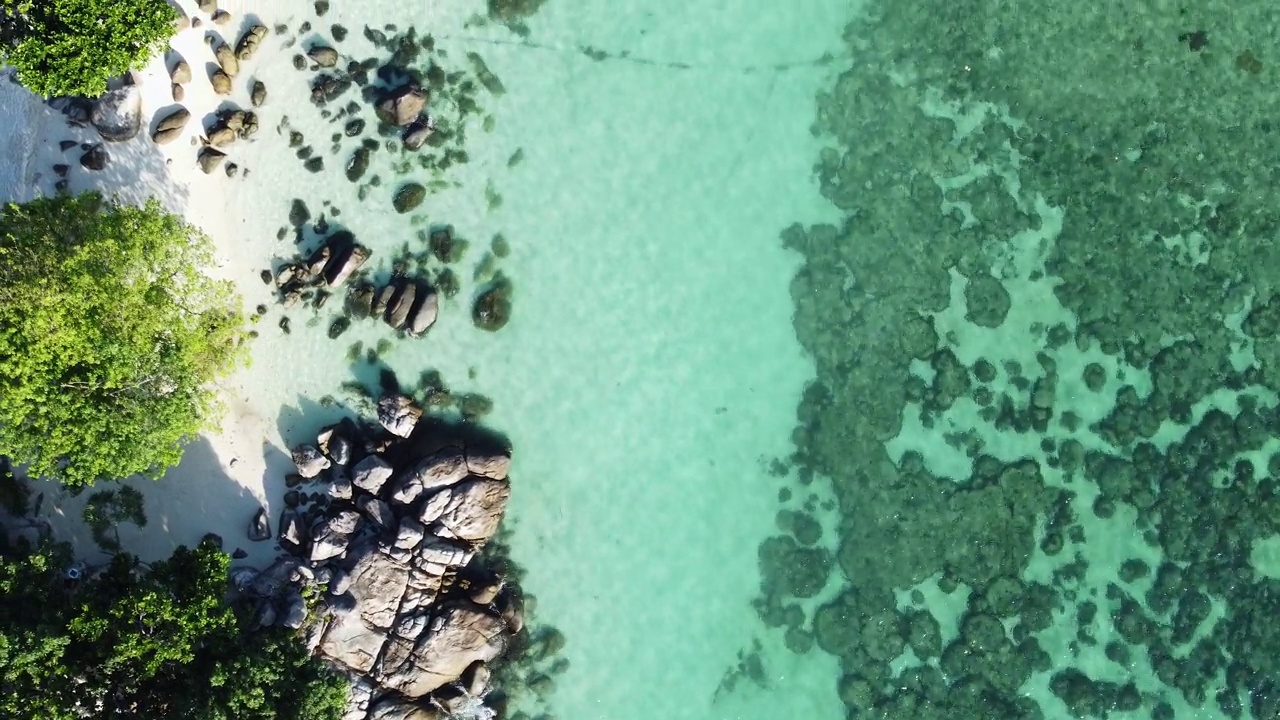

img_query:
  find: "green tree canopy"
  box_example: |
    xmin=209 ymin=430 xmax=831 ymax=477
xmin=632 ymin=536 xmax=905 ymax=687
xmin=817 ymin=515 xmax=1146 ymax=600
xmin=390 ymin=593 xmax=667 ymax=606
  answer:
xmin=0 ymin=539 xmax=348 ymax=719
xmin=0 ymin=193 xmax=245 ymax=487
xmin=0 ymin=0 xmax=176 ymax=98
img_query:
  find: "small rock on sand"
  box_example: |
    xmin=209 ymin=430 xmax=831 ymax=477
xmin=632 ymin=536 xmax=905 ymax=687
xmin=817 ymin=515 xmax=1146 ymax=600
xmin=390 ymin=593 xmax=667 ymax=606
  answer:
xmin=170 ymin=59 xmax=192 ymax=84
xmin=308 ymin=46 xmax=339 ymax=68
xmin=210 ymin=69 xmax=232 ymax=95
xmin=197 ymin=147 xmax=226 ymax=174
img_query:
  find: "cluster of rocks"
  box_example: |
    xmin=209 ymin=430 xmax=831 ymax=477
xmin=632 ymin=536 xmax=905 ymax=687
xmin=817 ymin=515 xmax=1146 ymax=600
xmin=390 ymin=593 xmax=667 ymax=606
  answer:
xmin=268 ymin=226 xmax=373 ymax=324
xmin=163 ymin=3 xmax=269 ymax=177
xmin=345 ymin=276 xmax=441 ymax=339
xmin=238 ymin=394 xmax=519 ymax=720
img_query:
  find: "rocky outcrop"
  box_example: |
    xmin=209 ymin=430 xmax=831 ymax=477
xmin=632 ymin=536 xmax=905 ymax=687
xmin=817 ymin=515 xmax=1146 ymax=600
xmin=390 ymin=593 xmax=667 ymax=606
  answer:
xmin=239 ymin=399 xmax=515 ymax=718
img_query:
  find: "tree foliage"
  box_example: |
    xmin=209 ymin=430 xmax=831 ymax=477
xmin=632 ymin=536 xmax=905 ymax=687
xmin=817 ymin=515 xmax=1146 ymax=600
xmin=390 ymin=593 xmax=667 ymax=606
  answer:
xmin=0 ymin=539 xmax=348 ymax=719
xmin=0 ymin=193 xmax=245 ymax=487
xmin=0 ymin=0 xmax=176 ymax=98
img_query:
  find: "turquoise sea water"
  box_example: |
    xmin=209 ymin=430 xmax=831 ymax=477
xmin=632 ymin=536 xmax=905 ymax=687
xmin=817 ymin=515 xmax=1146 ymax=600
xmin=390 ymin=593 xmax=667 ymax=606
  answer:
xmin=10 ymin=0 xmax=1280 ymax=718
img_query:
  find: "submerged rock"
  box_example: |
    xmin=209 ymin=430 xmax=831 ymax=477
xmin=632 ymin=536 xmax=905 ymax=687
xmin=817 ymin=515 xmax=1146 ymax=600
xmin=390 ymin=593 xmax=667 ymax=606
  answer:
xmin=472 ymin=275 xmax=513 ymax=331
xmin=393 ymin=183 xmax=425 ymax=214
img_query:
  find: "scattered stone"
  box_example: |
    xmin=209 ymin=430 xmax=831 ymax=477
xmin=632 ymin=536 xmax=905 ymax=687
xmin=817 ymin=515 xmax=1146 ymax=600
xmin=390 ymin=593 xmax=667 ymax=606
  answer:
xmin=232 ymin=548 xmax=248 ymax=559
xmin=151 ymin=107 xmax=190 ymax=144
xmin=236 ymin=24 xmax=269 ymax=61
xmin=293 ymin=54 xmax=307 ymax=70
xmin=212 ymin=9 xmax=232 ymax=24
xmin=91 ymin=86 xmax=142 ymax=142
xmin=52 ymin=164 xmax=68 ymax=178
xmin=171 ymin=83 xmax=185 ymax=102
xmin=304 ymin=157 xmax=324 ymax=173
xmin=248 ymin=507 xmax=271 ymax=541
xmin=328 ymin=471 xmax=353 ymax=500
xmin=376 ymin=84 xmax=427 ymax=126
xmin=197 ymin=147 xmax=226 ymax=174
xmin=210 ymin=68 xmax=232 ymax=95
xmin=214 ymin=43 xmax=240 ymax=77
xmin=403 ymin=122 xmax=434 ymax=150
xmin=79 ymin=145 xmax=107 ymax=171
xmin=315 ymin=0 xmax=330 ymax=15
xmin=206 ymin=125 xmax=237 ymax=147
xmin=332 ymin=24 xmax=349 ymax=42
xmin=377 ymin=395 xmax=422 ymax=438
xmin=197 ymin=0 xmax=216 ymax=13
xmin=281 ymin=590 xmax=307 ymax=629
xmin=58 ymin=140 xmax=77 ymax=152
xmin=292 ymin=444 xmax=332 ymax=478
xmin=225 ymin=162 xmax=239 ymax=178
xmin=251 ymin=80 xmax=267 ymax=106
xmin=308 ymin=45 xmax=340 ymax=67
xmin=170 ymin=59 xmax=192 ymax=84
xmin=344 ymin=118 xmax=365 ymax=136
xmin=393 ymin=183 xmax=426 ymax=213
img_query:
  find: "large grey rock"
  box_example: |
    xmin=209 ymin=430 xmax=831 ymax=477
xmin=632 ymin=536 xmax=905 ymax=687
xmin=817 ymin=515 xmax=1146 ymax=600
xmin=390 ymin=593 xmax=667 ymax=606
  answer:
xmin=376 ymin=84 xmax=427 ymax=126
xmin=357 ymin=494 xmax=395 ymax=532
xmin=378 ymin=395 xmax=421 ymax=438
xmin=344 ymin=541 xmax=410 ymax=629
xmin=329 ymin=471 xmax=353 ymax=500
xmin=319 ymin=603 xmax=387 ymax=674
xmin=376 ymin=603 xmax=508 ymax=698
xmin=414 ymin=537 xmax=473 ymax=573
xmin=214 ymin=43 xmax=239 ymax=77
xmin=249 ymin=557 xmax=301 ymax=597
xmin=91 ymin=86 xmax=142 ymax=142
xmin=416 ymin=455 xmax=463 ymax=492
xmin=368 ymin=698 xmax=443 ymax=720
xmin=417 ymin=489 xmax=451 ymax=524
xmin=465 ymin=451 xmax=511 ymax=481
xmin=292 ymin=444 xmax=331 ymax=478
xmin=394 ymin=518 xmax=425 ymax=550
xmin=432 ymin=478 xmax=510 ymax=543
xmin=351 ymin=455 xmax=393 ymax=494
xmin=309 ymin=510 xmax=361 ymax=563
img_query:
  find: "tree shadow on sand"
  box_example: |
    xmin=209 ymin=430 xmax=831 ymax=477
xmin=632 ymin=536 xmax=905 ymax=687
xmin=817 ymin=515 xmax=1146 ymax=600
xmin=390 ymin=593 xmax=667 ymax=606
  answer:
xmin=28 ymin=436 xmax=278 ymax=567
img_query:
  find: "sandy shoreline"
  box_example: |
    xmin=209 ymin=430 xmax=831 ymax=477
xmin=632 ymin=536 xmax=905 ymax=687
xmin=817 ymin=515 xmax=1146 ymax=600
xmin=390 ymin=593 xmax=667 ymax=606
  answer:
xmin=1 ymin=2 xmax=293 ymax=567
